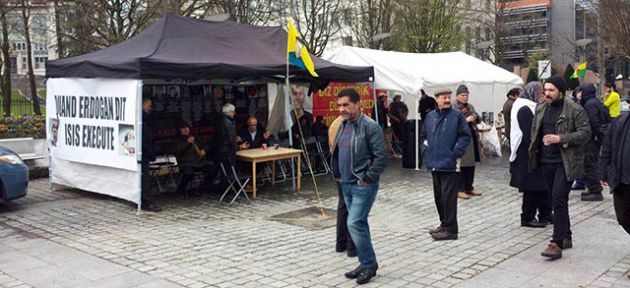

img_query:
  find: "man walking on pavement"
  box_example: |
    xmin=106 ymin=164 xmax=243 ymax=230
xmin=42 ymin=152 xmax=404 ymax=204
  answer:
xmin=576 ymin=84 xmax=610 ymax=201
xmin=529 ymin=76 xmax=591 ymax=259
xmin=421 ymin=88 xmax=472 ymax=241
xmin=329 ymin=115 xmax=356 ymax=258
xmin=331 ymin=88 xmax=388 ymax=285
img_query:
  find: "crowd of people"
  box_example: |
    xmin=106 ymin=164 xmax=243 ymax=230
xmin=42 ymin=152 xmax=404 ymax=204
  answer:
xmin=328 ymin=78 xmax=629 ymax=284
xmin=139 ymin=77 xmax=629 ymax=285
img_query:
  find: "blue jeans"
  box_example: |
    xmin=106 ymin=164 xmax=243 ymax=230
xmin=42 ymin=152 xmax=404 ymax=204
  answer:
xmin=341 ymin=182 xmax=379 ymax=268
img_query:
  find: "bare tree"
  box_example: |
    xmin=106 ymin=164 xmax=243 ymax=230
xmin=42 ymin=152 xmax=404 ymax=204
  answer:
xmin=210 ymin=0 xmax=277 ymax=25
xmin=20 ymin=0 xmax=42 ymax=115
xmin=53 ymin=0 xmax=66 ymax=58
xmin=288 ymin=0 xmax=344 ymax=57
xmin=484 ymin=0 xmax=508 ymax=65
xmin=154 ymin=0 xmax=216 ymax=17
xmin=0 ymin=2 xmax=16 ymax=116
xmin=393 ymin=0 xmax=466 ymax=53
xmin=64 ymin=0 xmax=163 ymax=56
xmin=349 ymin=0 xmax=397 ymax=50
xmin=599 ymin=0 xmax=630 ymax=57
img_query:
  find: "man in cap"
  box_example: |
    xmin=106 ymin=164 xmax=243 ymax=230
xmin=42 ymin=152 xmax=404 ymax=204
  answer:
xmin=421 ymin=87 xmax=471 ymax=241
xmin=453 ymin=84 xmax=482 ymax=199
xmin=529 ymin=75 xmax=591 ymax=259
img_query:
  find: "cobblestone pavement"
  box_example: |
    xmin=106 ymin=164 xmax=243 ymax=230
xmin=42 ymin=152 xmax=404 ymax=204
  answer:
xmin=1 ymin=158 xmax=629 ymax=288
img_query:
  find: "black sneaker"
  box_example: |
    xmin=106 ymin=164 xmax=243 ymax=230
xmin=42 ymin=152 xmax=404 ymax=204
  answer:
xmin=344 ymin=265 xmax=363 ymax=279
xmin=356 ymin=265 xmax=378 ymax=285
xmin=521 ymin=219 xmax=547 ymax=228
xmin=538 ymin=215 xmax=553 ymax=225
xmin=581 ymin=192 xmax=603 ymax=201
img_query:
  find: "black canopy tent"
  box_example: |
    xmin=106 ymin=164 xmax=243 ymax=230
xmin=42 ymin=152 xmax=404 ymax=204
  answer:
xmin=46 ymin=14 xmax=373 ymax=82
xmin=45 ymin=14 xmax=374 ymax=210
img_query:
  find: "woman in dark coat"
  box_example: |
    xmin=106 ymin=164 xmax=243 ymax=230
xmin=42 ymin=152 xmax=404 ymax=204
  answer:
xmin=509 ymin=81 xmax=551 ymax=228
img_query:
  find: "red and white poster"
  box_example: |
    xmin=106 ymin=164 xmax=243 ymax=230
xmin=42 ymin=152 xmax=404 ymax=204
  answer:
xmin=311 ymin=82 xmax=387 ymax=126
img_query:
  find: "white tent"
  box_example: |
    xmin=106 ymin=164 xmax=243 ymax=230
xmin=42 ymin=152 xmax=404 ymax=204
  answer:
xmin=324 ymin=46 xmax=523 ymax=169
xmin=324 ymin=46 xmax=524 ymax=115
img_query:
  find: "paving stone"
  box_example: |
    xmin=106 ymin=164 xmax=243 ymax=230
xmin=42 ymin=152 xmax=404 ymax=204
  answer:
xmin=0 ymin=159 xmax=628 ymax=288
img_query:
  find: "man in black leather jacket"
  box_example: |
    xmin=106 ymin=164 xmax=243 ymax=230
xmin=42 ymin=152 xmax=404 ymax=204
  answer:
xmin=331 ymin=88 xmax=387 ymax=285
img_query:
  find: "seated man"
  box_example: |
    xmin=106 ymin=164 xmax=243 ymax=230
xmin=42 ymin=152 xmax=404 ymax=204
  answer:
xmin=238 ymin=116 xmax=271 ymax=149
xmin=172 ymin=122 xmax=207 ymax=196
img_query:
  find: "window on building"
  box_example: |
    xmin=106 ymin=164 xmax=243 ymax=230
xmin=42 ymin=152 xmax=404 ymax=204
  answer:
xmin=22 ymin=57 xmax=27 ymax=70
xmin=10 ymin=57 xmax=17 ymax=74
xmin=343 ymin=36 xmax=353 ymax=46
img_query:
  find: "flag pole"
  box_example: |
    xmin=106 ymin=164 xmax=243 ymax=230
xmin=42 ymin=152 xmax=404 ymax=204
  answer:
xmin=285 ymin=23 xmax=296 ymax=190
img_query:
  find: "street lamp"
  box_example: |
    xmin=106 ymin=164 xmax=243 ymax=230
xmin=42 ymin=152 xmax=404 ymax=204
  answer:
xmin=476 ymin=41 xmax=492 ymax=61
xmin=575 ymin=38 xmax=592 ymax=63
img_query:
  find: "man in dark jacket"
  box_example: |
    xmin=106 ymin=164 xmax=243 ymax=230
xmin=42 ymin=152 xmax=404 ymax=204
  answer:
xmin=421 ymin=88 xmax=472 ymax=241
xmin=419 ymin=89 xmax=436 ymax=121
xmin=501 ymin=87 xmax=521 ymax=143
xmin=373 ymin=95 xmax=389 ymax=131
xmin=172 ymin=122 xmax=207 ymax=196
xmin=529 ymin=75 xmax=591 ymax=259
xmin=388 ymin=95 xmax=408 ymax=152
xmin=577 ymin=84 xmax=610 ymax=201
xmin=238 ymin=116 xmax=270 ymax=149
xmin=331 ymin=88 xmax=387 ymax=285
xmin=601 ymin=112 xmax=630 ymax=237
xmin=141 ymin=97 xmax=161 ymax=212
xmin=213 ymin=103 xmax=238 ymax=167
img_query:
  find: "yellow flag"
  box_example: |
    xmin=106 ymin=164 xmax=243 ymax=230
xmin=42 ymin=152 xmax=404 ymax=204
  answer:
xmin=300 ymin=46 xmax=319 ymax=77
xmin=287 ymin=21 xmax=298 ymax=55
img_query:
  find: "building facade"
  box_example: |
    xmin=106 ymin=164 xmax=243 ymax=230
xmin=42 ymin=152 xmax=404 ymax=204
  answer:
xmin=498 ymin=0 xmax=605 ymax=75
xmin=3 ymin=0 xmax=57 ymax=76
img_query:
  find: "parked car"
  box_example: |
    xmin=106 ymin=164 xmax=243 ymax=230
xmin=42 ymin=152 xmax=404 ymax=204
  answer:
xmin=0 ymin=145 xmax=28 ymax=202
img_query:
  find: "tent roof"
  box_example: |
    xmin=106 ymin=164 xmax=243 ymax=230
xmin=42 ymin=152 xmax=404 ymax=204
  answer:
xmin=324 ymin=46 xmax=523 ymax=95
xmin=46 ymin=14 xmax=373 ymax=82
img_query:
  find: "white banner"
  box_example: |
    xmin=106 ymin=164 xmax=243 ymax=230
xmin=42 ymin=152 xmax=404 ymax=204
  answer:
xmin=46 ymin=78 xmax=140 ymax=171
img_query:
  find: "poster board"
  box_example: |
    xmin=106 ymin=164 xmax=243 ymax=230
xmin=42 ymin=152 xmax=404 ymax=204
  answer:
xmin=47 ymin=78 xmax=139 ymax=171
